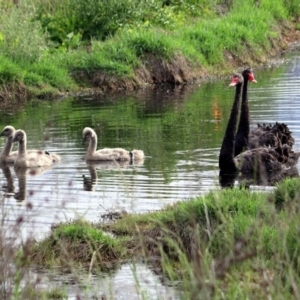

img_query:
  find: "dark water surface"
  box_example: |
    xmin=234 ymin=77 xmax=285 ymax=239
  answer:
xmin=1 ymin=53 xmax=300 ymax=298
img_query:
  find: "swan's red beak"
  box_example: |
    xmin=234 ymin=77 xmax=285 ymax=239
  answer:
xmin=229 ymin=77 xmax=239 ymax=86
xmin=248 ymin=73 xmax=257 ymax=83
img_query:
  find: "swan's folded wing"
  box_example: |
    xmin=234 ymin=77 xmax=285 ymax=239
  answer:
xmin=25 ymin=152 xmax=60 ymax=167
xmin=94 ymin=148 xmax=131 ymax=161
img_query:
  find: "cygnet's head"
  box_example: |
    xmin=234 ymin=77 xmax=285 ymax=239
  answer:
xmin=12 ymin=130 xmax=26 ymax=144
xmin=0 ymin=126 xmax=16 ymax=139
xmin=82 ymin=127 xmax=96 ymax=145
xmin=82 ymin=127 xmax=95 ymax=145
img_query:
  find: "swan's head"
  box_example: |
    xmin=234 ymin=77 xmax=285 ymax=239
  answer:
xmin=0 ymin=125 xmax=16 ymax=139
xmin=12 ymin=130 xmax=26 ymax=144
xmin=229 ymin=73 xmax=244 ymax=87
xmin=82 ymin=127 xmax=96 ymax=145
xmin=242 ymin=68 xmax=257 ymax=83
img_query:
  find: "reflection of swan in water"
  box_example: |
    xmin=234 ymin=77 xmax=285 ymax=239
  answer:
xmin=83 ymin=164 xmax=98 ymax=191
xmin=0 ymin=163 xmax=15 ymax=196
xmin=83 ymin=159 xmax=144 ymax=191
xmin=13 ymin=165 xmax=53 ymax=202
xmin=220 ymin=165 xmax=299 ymax=188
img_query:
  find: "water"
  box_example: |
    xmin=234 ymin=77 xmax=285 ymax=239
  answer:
xmin=34 ymin=264 xmax=178 ymax=300
xmin=1 ymin=53 xmax=300 ymax=298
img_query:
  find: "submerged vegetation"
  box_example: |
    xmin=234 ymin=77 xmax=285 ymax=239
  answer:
xmin=8 ymin=178 xmax=295 ymax=299
xmin=0 ymin=0 xmax=299 ymax=101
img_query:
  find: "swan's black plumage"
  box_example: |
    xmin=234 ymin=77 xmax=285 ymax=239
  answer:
xmin=219 ymin=71 xmax=300 ymax=187
xmin=234 ymin=69 xmax=299 ymax=169
xmin=248 ymin=122 xmax=295 ymax=150
xmin=219 ymin=73 xmax=243 ymax=173
xmin=234 ymin=68 xmax=257 ymax=156
xmin=234 ymin=68 xmax=295 ymax=153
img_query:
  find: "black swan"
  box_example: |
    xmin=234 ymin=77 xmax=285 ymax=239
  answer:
xmin=234 ymin=68 xmax=295 ymax=155
xmin=219 ymin=73 xmax=300 ymax=186
xmin=234 ymin=68 xmax=257 ymax=156
xmin=248 ymin=122 xmax=295 ymax=150
xmin=219 ymin=73 xmax=243 ymax=173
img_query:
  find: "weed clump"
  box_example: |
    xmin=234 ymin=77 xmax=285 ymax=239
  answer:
xmin=0 ymin=2 xmax=49 ymax=62
xmin=32 ymin=219 xmax=125 ymax=269
xmin=272 ymin=177 xmax=300 ymax=210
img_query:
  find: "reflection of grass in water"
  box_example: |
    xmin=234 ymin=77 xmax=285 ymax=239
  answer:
xmin=4 ymin=177 xmax=300 ymax=298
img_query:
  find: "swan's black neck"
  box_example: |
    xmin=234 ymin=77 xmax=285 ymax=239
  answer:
xmin=235 ymin=73 xmax=249 ymax=156
xmin=219 ymin=80 xmax=243 ymax=173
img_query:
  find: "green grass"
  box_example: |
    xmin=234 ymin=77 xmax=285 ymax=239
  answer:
xmin=0 ymin=0 xmax=299 ymax=100
xmin=0 ymin=55 xmax=24 ymax=83
xmin=0 ymin=173 xmax=290 ymax=299
xmin=28 ymin=178 xmax=300 ymax=299
xmin=32 ymin=219 xmax=126 ymax=269
xmin=273 ymin=177 xmax=300 ymax=208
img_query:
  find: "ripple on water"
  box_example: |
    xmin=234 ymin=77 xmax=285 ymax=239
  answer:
xmin=1 ymin=53 xmax=300 ymax=298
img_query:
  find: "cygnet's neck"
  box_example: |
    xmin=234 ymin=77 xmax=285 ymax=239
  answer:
xmin=1 ymin=137 xmax=13 ymax=158
xmin=87 ymin=133 xmax=97 ymax=155
xmin=17 ymin=139 xmax=27 ymax=158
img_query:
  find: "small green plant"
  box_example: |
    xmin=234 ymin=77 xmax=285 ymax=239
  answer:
xmin=125 ymin=29 xmax=174 ymax=58
xmin=36 ymin=0 xmax=142 ymax=45
xmin=0 ymin=2 xmax=49 ymax=62
xmin=272 ymin=178 xmax=300 ymax=210
xmin=0 ymin=55 xmax=24 ymax=83
xmin=285 ymin=0 xmax=300 ymax=17
xmin=29 ymin=60 xmax=74 ymax=89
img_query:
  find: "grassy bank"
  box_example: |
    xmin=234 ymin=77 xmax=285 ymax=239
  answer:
xmin=0 ymin=0 xmax=299 ymax=103
xmin=18 ymin=177 xmax=300 ymax=299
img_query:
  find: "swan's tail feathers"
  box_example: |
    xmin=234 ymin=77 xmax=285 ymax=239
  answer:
xmin=51 ymin=154 xmax=61 ymax=163
xmin=131 ymin=150 xmax=145 ymax=161
xmin=286 ymin=151 xmax=300 ymax=168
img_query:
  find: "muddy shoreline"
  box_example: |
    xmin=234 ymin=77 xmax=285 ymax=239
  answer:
xmin=61 ymin=24 xmax=300 ymax=100
xmin=1 ymin=22 xmax=299 ymax=104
